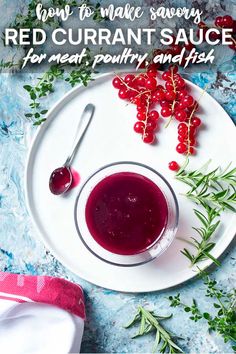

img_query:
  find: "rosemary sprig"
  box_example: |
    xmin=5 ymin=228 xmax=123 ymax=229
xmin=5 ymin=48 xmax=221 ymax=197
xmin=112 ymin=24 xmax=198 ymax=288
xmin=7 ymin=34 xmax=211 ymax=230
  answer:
xmin=181 ymin=202 xmax=221 ymax=266
xmin=169 ymin=272 xmax=236 ymax=350
xmin=125 ymin=306 xmax=183 ymax=353
xmin=177 ymin=162 xmax=236 ymax=188
xmin=176 ymin=162 xmax=236 ymax=266
xmin=176 ymin=162 xmax=236 ymax=211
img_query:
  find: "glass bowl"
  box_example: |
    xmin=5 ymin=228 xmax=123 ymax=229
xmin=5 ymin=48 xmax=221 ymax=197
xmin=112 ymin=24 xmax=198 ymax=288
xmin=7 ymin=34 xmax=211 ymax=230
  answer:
xmin=74 ymin=162 xmax=179 ymax=267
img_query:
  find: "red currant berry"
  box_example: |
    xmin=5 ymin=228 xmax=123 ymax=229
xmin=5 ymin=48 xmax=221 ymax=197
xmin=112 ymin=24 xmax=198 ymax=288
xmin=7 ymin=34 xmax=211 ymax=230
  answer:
xmin=136 ymin=75 xmax=146 ymax=87
xmin=168 ymin=161 xmax=180 ymax=171
xmin=128 ymin=89 xmax=136 ymax=99
xmin=175 ymin=110 xmax=187 ymax=122
xmin=171 ymin=44 xmax=182 ymax=55
xmin=137 ymin=111 xmax=146 ymax=121
xmin=222 ymin=15 xmax=233 ymax=28
xmin=165 ymin=81 xmax=174 ymax=91
xmin=137 ymin=103 xmax=146 ymax=112
xmin=148 ymin=63 xmax=159 ymax=71
xmin=146 ymin=120 xmax=157 ymax=131
xmin=176 ymin=143 xmax=187 ymax=154
xmin=149 ymin=110 xmax=159 ymax=121
xmin=147 ymin=70 xmax=157 ymax=78
xmin=198 ymin=21 xmax=206 ymax=28
xmin=145 ymin=77 xmax=157 ymax=90
xmin=134 ymin=121 xmax=145 ymax=133
xmin=162 ymin=71 xmax=171 ymax=81
xmin=138 ymin=61 xmax=146 ymax=69
xmin=209 ymin=31 xmax=221 ymax=40
xmin=215 ymin=16 xmax=223 ymax=27
xmin=174 ymin=101 xmax=185 ymax=111
xmin=177 ymin=90 xmax=188 ymax=100
xmin=178 ymin=123 xmax=188 ymax=131
xmin=147 ymin=65 xmax=157 ymax=77
xmin=118 ymin=89 xmax=128 ymax=99
xmin=184 ymin=41 xmax=194 ymax=51
xmin=176 ymin=77 xmax=185 ymax=89
xmin=165 ymin=90 xmax=176 ymax=101
xmin=161 ymin=107 xmax=172 ymax=118
xmin=181 ymin=95 xmax=194 ymax=108
xmin=188 ymin=146 xmax=195 ymax=155
xmin=178 ymin=135 xmax=186 ymax=143
xmin=131 ymin=96 xmax=142 ymax=106
xmin=178 ymin=128 xmax=188 ymax=137
xmin=142 ymin=132 xmax=155 ymax=144
xmin=154 ymin=89 xmax=165 ymax=101
xmin=192 ymin=117 xmax=202 ymax=127
xmin=124 ymin=74 xmax=135 ymax=85
xmin=112 ymin=77 xmax=124 ymax=89
xmin=160 ymin=100 xmax=171 ymax=108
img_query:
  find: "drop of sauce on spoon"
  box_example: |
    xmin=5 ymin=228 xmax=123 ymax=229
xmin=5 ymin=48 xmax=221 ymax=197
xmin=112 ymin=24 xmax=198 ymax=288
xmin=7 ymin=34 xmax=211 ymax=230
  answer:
xmin=49 ymin=166 xmax=72 ymax=195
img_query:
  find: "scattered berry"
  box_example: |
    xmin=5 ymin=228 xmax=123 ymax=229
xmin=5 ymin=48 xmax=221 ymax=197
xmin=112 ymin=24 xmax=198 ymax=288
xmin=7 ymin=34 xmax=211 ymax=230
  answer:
xmin=169 ymin=161 xmax=180 ymax=171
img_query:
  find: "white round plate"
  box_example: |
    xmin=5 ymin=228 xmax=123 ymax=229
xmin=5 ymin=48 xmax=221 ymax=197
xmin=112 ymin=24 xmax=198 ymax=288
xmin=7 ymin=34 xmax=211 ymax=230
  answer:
xmin=25 ymin=72 xmax=236 ymax=292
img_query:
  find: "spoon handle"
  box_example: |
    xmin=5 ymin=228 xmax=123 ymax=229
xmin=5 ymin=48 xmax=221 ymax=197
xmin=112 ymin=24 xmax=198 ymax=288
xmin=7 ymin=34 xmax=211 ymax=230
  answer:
xmin=64 ymin=103 xmax=95 ymax=167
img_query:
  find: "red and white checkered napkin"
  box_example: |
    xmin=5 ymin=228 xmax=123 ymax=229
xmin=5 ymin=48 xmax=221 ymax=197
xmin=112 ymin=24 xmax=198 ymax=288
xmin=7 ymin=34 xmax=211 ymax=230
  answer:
xmin=0 ymin=272 xmax=86 ymax=354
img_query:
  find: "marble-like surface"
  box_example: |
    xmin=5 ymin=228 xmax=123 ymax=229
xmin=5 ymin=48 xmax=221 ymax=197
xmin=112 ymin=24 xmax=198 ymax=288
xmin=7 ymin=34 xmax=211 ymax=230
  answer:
xmin=0 ymin=69 xmax=235 ymax=354
xmin=0 ymin=1 xmax=236 ymax=353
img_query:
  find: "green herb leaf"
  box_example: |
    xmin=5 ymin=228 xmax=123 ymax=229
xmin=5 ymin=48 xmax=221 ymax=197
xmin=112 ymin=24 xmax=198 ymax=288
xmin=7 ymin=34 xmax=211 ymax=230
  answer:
xmin=168 ymin=272 xmax=236 ymax=350
xmin=125 ymin=307 xmax=183 ymax=353
xmin=177 ymin=162 xmax=236 ymax=266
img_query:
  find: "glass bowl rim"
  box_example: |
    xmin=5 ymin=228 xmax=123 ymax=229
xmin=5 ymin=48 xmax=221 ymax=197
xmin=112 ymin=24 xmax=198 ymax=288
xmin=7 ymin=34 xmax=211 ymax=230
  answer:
xmin=74 ymin=161 xmax=179 ymax=267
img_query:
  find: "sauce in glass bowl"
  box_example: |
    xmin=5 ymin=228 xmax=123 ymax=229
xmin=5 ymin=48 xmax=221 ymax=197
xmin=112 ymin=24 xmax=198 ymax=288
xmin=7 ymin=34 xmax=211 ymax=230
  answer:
xmin=85 ymin=172 xmax=168 ymax=255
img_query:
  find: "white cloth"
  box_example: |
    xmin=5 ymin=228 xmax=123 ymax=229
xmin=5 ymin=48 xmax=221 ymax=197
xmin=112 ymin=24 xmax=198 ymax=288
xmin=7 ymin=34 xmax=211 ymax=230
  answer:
xmin=0 ymin=299 xmax=84 ymax=354
xmin=0 ymin=273 xmax=86 ymax=354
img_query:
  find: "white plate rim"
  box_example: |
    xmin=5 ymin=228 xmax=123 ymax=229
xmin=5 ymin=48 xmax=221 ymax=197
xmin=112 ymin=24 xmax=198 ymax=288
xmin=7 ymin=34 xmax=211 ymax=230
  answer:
xmin=24 ymin=71 xmax=236 ymax=293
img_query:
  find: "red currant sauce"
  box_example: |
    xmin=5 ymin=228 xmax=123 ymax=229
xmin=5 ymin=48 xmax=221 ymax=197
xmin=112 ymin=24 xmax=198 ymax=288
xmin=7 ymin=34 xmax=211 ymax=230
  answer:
xmin=69 ymin=168 xmax=81 ymax=190
xmin=85 ymin=172 xmax=168 ymax=255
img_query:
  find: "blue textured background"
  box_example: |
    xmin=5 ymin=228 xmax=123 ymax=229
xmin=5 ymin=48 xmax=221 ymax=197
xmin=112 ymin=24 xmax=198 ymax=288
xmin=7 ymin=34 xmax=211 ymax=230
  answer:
xmin=0 ymin=1 xmax=236 ymax=353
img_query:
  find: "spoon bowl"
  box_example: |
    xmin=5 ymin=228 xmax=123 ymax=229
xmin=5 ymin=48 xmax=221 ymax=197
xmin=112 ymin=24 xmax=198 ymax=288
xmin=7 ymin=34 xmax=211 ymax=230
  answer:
xmin=49 ymin=166 xmax=72 ymax=195
xmin=49 ymin=104 xmax=95 ymax=195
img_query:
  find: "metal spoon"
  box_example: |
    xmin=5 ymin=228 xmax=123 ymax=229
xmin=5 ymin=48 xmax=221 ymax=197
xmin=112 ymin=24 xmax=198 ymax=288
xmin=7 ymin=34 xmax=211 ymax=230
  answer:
xmin=49 ymin=103 xmax=95 ymax=195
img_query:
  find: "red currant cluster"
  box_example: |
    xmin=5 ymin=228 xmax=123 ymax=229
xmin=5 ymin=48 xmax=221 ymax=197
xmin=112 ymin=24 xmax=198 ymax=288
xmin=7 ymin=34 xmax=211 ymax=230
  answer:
xmin=112 ymin=65 xmax=202 ymax=171
xmin=198 ymin=15 xmax=236 ymax=50
xmin=159 ymin=67 xmax=201 ymax=160
xmin=112 ymin=64 xmax=160 ymax=144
